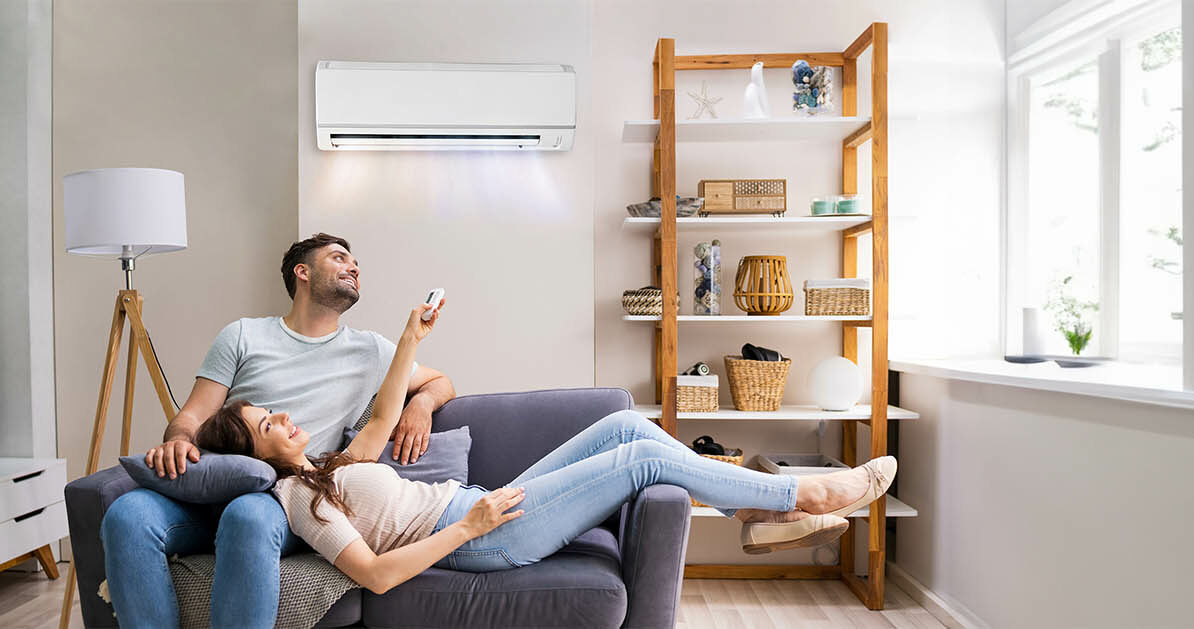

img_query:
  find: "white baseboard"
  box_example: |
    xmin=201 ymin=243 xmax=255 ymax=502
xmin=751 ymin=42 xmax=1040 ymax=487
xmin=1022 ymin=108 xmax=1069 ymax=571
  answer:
xmin=887 ymin=562 xmax=989 ymax=629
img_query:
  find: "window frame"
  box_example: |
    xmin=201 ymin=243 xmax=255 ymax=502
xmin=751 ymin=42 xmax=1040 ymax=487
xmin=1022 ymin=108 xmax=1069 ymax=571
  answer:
xmin=1004 ymin=0 xmax=1183 ymax=364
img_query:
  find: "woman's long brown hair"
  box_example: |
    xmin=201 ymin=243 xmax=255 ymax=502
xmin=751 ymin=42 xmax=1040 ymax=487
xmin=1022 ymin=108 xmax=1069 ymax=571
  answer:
xmin=194 ymin=399 xmax=359 ymax=523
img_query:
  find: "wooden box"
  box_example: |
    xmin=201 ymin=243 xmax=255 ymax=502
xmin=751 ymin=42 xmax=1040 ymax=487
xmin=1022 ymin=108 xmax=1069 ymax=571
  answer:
xmin=697 ymin=179 xmax=787 ymax=215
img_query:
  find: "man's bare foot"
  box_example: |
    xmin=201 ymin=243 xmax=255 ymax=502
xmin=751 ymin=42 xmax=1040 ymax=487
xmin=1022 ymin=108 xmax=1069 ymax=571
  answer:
xmin=795 ymin=466 xmax=871 ymax=515
xmin=733 ymin=508 xmax=812 ymax=524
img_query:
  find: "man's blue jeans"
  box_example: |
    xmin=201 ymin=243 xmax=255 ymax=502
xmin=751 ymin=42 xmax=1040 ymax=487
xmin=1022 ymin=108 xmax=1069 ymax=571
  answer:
xmin=431 ymin=409 xmax=800 ymax=571
xmin=100 ymin=489 xmax=304 ymax=628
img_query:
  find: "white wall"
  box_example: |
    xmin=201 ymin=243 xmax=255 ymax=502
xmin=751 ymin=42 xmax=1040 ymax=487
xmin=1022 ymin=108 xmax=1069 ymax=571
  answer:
xmin=53 ymin=0 xmax=298 ymax=483
xmin=0 ymin=0 xmax=54 ymax=460
xmin=591 ymin=0 xmax=1006 ymax=564
xmin=897 ymin=373 xmax=1194 ymax=627
xmin=297 ymin=0 xmax=596 ymax=395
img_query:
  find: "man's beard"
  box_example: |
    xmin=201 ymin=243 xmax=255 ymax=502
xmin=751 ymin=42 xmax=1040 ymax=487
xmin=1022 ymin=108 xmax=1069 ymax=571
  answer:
xmin=311 ymin=273 xmax=359 ymax=313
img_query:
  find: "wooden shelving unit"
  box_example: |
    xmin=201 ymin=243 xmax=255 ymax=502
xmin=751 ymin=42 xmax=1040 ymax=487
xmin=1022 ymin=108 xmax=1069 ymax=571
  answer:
xmin=630 ymin=24 xmax=899 ymax=610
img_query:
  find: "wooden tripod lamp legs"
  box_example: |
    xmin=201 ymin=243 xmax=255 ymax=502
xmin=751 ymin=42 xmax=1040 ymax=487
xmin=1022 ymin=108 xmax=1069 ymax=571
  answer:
xmin=59 ymin=290 xmax=175 ymax=629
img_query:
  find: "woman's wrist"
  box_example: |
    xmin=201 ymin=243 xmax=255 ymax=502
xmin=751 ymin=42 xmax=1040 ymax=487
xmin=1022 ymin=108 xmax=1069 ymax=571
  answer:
xmin=447 ymin=520 xmax=477 ymax=541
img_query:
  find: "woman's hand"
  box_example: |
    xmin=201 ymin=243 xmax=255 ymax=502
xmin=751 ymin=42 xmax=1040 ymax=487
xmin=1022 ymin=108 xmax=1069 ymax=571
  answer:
xmin=404 ymin=298 xmax=445 ymax=343
xmin=459 ymin=487 xmax=525 ymax=539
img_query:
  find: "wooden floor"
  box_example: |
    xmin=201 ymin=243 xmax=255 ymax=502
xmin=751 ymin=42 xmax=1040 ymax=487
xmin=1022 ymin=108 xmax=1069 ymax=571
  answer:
xmin=2 ymin=563 xmax=946 ymax=629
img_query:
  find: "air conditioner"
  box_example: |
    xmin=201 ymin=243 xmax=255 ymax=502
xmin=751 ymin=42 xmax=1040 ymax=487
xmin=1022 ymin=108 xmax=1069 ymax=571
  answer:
xmin=316 ymin=61 xmax=575 ymax=151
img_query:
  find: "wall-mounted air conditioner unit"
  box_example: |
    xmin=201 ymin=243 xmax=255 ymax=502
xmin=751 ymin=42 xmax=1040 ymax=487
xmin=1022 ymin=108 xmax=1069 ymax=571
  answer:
xmin=316 ymin=61 xmax=575 ymax=151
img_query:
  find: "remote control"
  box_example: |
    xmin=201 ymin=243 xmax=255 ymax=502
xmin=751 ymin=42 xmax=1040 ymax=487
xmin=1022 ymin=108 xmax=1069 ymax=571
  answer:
xmin=422 ymin=288 xmax=445 ymax=321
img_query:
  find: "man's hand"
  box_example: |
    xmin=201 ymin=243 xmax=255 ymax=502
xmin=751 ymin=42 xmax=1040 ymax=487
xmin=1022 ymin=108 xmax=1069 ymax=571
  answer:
xmin=146 ymin=440 xmax=201 ymax=479
xmin=390 ymin=397 xmax=432 ymax=465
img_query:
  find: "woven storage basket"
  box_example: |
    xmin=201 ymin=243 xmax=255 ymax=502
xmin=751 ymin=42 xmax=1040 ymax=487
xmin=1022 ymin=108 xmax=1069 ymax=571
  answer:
xmin=677 ymin=375 xmax=718 ymax=412
xmin=803 ymin=280 xmax=870 ymax=316
xmin=690 ymin=451 xmax=744 ymax=507
xmin=621 ymin=287 xmax=662 ymax=316
xmin=724 ymin=355 xmax=791 ymax=411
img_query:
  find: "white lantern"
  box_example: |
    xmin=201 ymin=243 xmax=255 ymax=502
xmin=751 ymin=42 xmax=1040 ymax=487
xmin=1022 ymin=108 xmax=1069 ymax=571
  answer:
xmin=807 ymin=357 xmax=862 ymax=411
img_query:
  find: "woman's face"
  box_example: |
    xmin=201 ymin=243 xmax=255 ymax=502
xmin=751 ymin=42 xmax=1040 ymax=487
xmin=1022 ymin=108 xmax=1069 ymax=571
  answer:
xmin=240 ymin=405 xmax=309 ymax=460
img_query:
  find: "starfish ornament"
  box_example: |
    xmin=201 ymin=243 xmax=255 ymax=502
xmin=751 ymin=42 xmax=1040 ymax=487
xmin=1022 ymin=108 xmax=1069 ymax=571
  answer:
xmin=687 ymin=81 xmax=722 ymax=120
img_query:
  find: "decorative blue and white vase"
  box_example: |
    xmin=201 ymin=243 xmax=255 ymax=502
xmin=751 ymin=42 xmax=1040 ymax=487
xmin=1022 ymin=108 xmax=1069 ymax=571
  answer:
xmin=792 ymin=60 xmax=834 ymax=115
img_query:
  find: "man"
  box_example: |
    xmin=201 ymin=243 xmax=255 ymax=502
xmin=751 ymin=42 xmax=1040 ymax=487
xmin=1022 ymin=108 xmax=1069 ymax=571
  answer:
xmin=100 ymin=233 xmax=455 ymax=628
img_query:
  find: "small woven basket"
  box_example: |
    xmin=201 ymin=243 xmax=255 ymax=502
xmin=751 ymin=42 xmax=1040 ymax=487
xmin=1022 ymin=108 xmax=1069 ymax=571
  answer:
xmin=677 ymin=376 xmax=718 ymax=412
xmin=621 ymin=287 xmax=663 ymax=316
xmin=724 ymin=356 xmax=791 ymax=411
xmin=690 ymin=452 xmax=744 ymax=507
xmin=804 ymin=284 xmax=870 ymax=316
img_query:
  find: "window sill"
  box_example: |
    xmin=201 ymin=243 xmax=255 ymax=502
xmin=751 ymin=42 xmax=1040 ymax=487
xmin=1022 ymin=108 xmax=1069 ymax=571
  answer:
xmin=889 ymin=358 xmax=1194 ymax=411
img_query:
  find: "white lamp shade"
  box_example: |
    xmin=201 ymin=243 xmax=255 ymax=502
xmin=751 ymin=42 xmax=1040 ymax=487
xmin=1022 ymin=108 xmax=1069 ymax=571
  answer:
xmin=64 ymin=168 xmax=187 ymax=256
xmin=807 ymin=356 xmax=863 ymax=411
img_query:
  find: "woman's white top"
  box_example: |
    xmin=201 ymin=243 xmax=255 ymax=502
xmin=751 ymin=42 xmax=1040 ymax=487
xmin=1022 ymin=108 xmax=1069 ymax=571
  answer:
xmin=273 ymin=462 xmax=460 ymax=562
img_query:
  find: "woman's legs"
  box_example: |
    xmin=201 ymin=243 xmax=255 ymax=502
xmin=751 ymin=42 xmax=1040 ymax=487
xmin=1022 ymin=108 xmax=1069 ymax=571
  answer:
xmin=438 ymin=438 xmax=798 ymax=572
xmin=506 ymin=409 xmax=743 ymax=517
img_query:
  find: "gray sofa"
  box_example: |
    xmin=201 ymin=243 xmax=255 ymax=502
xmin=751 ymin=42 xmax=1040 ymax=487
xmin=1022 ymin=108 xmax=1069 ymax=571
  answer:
xmin=65 ymin=387 xmax=692 ymax=628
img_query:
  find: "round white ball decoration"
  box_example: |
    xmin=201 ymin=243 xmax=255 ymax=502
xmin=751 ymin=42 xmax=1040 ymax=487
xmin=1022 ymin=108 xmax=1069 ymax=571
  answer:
xmin=807 ymin=357 xmax=862 ymax=411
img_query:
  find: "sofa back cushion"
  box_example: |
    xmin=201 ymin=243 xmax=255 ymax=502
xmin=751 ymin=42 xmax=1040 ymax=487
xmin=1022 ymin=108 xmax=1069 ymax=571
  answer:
xmin=341 ymin=425 xmax=470 ymax=484
xmin=430 ymin=388 xmax=633 ymax=489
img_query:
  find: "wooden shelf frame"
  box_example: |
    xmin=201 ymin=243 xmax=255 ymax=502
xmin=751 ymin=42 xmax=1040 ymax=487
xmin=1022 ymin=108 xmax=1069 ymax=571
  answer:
xmin=645 ymin=23 xmax=892 ymax=610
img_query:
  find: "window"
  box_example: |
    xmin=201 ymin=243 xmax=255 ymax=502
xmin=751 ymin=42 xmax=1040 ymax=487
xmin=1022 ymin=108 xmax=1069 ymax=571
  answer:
xmin=1007 ymin=1 xmax=1183 ymax=365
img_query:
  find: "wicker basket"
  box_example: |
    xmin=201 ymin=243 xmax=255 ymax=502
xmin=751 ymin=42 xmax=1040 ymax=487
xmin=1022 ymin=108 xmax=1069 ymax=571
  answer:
xmin=724 ymin=355 xmax=791 ymax=411
xmin=677 ymin=375 xmax=718 ymax=412
xmin=690 ymin=451 xmax=744 ymax=507
xmin=621 ymin=287 xmax=662 ymax=316
xmin=803 ymin=280 xmax=870 ymax=316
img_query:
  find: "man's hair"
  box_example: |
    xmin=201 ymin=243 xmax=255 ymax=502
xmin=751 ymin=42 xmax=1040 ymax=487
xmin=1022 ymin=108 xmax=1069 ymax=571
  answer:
xmin=280 ymin=233 xmax=351 ymax=299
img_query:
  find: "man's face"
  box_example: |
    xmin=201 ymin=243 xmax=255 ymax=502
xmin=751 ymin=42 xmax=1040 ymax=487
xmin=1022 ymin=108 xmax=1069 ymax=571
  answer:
xmin=302 ymin=244 xmax=360 ymax=313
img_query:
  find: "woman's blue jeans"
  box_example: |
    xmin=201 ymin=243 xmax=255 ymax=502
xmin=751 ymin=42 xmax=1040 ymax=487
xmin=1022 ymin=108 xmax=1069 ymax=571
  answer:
xmin=431 ymin=409 xmax=799 ymax=571
xmin=100 ymin=489 xmax=304 ymax=628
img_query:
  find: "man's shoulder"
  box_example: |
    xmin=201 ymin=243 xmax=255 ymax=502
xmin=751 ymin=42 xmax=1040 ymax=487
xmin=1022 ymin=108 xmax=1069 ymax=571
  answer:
xmin=341 ymin=325 xmax=391 ymax=347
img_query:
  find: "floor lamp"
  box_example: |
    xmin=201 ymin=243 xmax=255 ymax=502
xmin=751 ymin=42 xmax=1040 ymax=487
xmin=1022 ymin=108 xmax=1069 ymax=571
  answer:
xmin=58 ymin=168 xmax=187 ymax=629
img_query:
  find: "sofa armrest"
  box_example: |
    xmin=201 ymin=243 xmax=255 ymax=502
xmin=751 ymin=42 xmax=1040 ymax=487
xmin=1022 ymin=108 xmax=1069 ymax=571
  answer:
xmin=618 ymin=483 xmax=691 ymax=629
xmin=64 ymin=465 xmax=139 ymax=628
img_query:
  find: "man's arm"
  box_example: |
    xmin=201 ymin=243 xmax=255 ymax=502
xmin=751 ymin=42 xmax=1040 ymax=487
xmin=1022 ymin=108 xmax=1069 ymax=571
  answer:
xmin=146 ymin=377 xmax=229 ymax=478
xmin=389 ymin=365 xmax=456 ymax=464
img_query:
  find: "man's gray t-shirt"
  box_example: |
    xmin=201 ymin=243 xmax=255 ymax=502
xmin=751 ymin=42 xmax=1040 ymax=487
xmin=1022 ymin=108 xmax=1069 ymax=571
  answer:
xmin=197 ymin=317 xmax=416 ymax=456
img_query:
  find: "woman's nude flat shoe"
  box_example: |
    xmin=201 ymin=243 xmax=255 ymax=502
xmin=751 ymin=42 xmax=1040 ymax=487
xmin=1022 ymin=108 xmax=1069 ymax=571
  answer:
xmin=740 ymin=514 xmax=850 ymax=555
xmin=824 ymin=455 xmax=898 ymax=518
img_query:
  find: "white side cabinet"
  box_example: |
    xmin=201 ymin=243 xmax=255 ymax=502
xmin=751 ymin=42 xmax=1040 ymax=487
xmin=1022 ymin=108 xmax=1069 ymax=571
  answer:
xmin=0 ymin=458 xmax=67 ymax=578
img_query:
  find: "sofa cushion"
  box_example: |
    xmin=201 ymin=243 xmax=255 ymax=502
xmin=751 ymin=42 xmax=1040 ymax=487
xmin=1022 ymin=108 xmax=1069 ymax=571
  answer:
xmin=341 ymin=425 xmax=470 ymax=484
xmin=362 ymin=550 xmax=626 ymax=628
xmin=118 ymin=451 xmax=275 ymax=504
xmin=314 ymin=590 xmax=362 ymax=628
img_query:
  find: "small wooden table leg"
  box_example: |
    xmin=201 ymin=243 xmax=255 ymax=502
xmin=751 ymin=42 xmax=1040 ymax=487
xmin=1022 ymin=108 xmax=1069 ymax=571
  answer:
xmin=34 ymin=545 xmax=59 ymax=579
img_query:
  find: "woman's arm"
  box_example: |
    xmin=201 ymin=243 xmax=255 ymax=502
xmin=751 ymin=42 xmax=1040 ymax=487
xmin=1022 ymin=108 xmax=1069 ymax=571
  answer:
xmin=345 ymin=303 xmax=440 ymax=461
xmin=333 ymin=486 xmax=525 ymax=593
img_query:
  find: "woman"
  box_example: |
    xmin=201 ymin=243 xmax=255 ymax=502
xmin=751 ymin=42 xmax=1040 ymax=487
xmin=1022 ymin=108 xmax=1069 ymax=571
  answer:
xmin=195 ymin=301 xmax=895 ymax=594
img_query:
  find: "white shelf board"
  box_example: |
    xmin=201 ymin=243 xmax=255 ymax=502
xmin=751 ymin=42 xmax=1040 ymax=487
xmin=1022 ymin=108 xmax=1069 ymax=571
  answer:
xmin=622 ymin=117 xmax=872 ymax=143
xmin=692 ymin=495 xmax=917 ymax=519
xmin=623 ymin=314 xmax=871 ymax=323
xmin=622 ymin=215 xmax=871 ymax=234
xmin=633 ymin=404 xmax=918 ymax=421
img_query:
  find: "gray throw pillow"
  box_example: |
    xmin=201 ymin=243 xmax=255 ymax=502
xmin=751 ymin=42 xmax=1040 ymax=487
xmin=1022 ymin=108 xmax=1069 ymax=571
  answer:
xmin=341 ymin=425 xmax=470 ymax=484
xmin=119 ymin=450 xmax=276 ymax=505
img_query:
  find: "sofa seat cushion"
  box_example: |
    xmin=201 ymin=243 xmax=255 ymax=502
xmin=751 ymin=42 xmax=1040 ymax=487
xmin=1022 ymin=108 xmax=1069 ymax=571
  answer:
xmin=314 ymin=590 xmax=361 ymax=628
xmin=361 ymin=534 xmax=626 ymax=628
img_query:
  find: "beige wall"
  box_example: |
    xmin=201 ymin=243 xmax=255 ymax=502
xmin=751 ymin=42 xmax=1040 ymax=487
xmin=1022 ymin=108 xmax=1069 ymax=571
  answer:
xmin=53 ymin=0 xmax=298 ymax=482
xmin=898 ymin=373 xmax=1194 ymax=627
xmin=297 ymin=0 xmax=595 ymax=395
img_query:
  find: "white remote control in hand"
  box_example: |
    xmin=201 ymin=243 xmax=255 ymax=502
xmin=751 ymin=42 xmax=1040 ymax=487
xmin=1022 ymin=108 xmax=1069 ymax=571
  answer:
xmin=422 ymin=288 xmax=445 ymax=321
